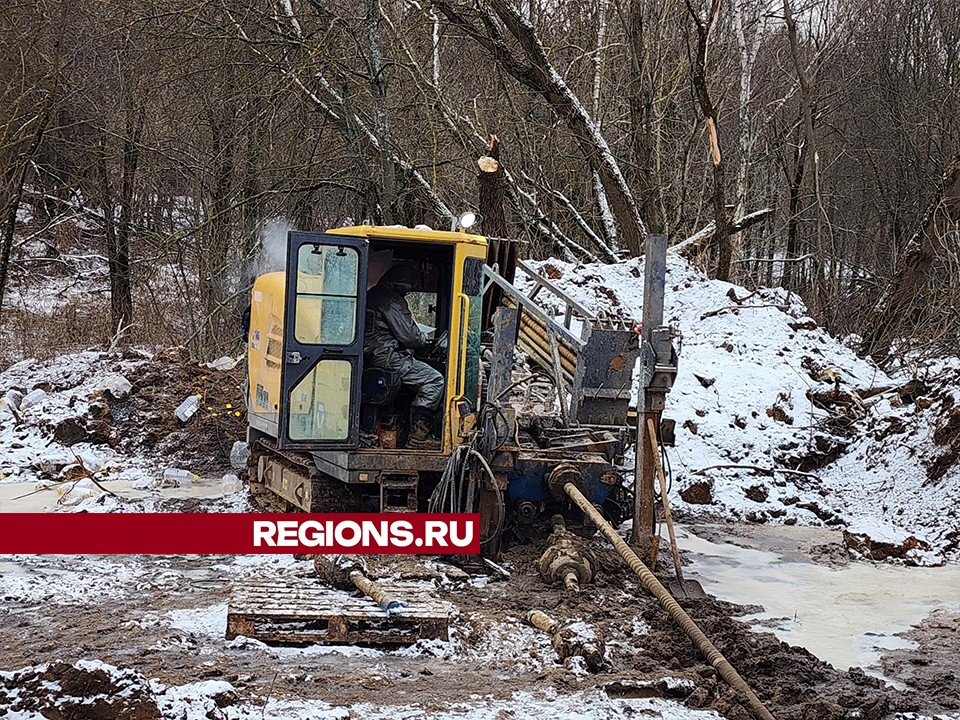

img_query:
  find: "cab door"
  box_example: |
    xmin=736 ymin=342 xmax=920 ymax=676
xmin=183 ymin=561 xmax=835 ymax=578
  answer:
xmin=280 ymin=231 xmax=368 ymax=449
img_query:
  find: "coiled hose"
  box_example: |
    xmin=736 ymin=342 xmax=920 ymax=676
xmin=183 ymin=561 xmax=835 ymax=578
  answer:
xmin=563 ymin=482 xmax=777 ymax=720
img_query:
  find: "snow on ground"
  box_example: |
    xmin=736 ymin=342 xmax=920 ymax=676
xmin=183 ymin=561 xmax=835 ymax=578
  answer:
xmin=0 ymin=551 xmax=292 ymax=608
xmin=0 ymin=555 xmax=150 ymax=605
xmin=0 ymin=657 xmax=727 ymax=720
xmin=0 ymin=351 xmax=155 ymax=487
xmin=518 ymin=255 xmax=960 ymax=561
xmin=2 ymin=247 xmax=958 ymax=560
xmin=5 ymin=655 xmax=957 ymax=719
xmin=0 ymin=346 xmax=248 ymax=502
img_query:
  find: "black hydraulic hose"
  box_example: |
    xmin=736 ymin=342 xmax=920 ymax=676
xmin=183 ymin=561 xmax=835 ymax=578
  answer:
xmin=563 ymin=482 xmax=777 ymax=720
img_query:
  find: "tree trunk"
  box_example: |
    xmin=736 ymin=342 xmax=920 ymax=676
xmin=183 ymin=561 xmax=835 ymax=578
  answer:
xmin=783 ymin=0 xmax=825 ymax=305
xmin=626 ymin=0 xmax=659 ymax=233
xmin=434 ymin=0 xmax=648 ymax=255
xmin=685 ymin=0 xmax=732 ymax=281
xmin=366 ymin=0 xmax=395 ymax=224
xmin=861 ymin=152 xmax=960 ymax=361
xmin=783 ymin=138 xmax=806 ymax=290
xmin=731 ymin=0 xmax=767 ymax=277
xmin=0 ymin=98 xmax=56 ymax=324
xmin=110 ymin=95 xmax=143 ymax=331
xmin=479 ymin=136 xmax=509 ymax=327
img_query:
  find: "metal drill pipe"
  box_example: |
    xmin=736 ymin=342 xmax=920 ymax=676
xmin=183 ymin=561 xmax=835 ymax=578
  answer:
xmin=517 ymin=338 xmax=574 ymax=386
xmin=563 ymin=482 xmax=777 ymax=720
xmin=517 ymin=335 xmax=570 ymax=373
xmin=525 ymin=609 xmax=559 ymax=634
xmin=517 ymin=326 xmax=577 ymax=374
xmin=517 ymin=313 xmax=578 ymax=366
xmin=518 ymin=316 xmax=578 ymax=363
xmin=520 ymin=315 xmax=579 ymax=362
xmin=349 ymin=570 xmax=401 ymax=613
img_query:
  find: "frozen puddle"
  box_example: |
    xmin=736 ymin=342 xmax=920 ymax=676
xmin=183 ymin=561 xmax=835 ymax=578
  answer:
xmin=0 ymin=480 xmax=229 ymax=512
xmin=680 ymin=525 xmax=960 ymax=673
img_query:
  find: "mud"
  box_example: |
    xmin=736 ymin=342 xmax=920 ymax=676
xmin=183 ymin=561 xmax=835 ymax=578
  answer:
xmin=0 ymin=523 xmax=957 ymax=719
xmin=637 ymin=597 xmax=903 ymax=719
xmin=880 ymin=608 xmax=960 ymax=711
xmin=0 ymin=661 xmax=167 ymax=720
xmin=110 ymin=348 xmax=247 ymax=472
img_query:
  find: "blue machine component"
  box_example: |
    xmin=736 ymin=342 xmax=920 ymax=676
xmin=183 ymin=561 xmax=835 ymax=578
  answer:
xmin=507 ymin=461 xmax=614 ymax=505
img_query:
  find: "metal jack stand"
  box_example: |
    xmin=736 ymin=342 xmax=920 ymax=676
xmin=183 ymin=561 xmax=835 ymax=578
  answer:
xmin=632 ymin=234 xmax=679 ymax=562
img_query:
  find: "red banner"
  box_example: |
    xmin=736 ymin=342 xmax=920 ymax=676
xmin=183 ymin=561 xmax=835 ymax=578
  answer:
xmin=0 ymin=513 xmax=481 ymax=554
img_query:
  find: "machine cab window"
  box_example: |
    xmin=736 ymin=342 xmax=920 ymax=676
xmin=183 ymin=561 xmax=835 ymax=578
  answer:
xmin=359 ymin=242 xmax=456 ymax=451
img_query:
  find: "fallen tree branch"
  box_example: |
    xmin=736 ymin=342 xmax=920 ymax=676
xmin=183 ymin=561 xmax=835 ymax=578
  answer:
xmin=670 ymin=207 xmax=773 ymax=257
xmin=699 ymin=303 xmax=788 ymax=320
xmin=68 ymin=452 xmax=122 ymax=500
xmin=691 ymin=464 xmax=821 ymax=480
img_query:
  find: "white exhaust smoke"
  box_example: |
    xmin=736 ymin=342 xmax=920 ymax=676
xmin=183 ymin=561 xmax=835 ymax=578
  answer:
xmin=255 ymin=217 xmax=291 ymax=275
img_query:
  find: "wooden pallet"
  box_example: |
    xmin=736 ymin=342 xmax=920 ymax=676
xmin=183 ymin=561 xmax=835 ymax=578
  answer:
xmin=226 ymin=575 xmax=449 ymax=646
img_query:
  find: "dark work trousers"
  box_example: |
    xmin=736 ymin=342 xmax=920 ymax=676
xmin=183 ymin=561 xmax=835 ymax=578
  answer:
xmin=394 ymin=354 xmax=444 ymax=411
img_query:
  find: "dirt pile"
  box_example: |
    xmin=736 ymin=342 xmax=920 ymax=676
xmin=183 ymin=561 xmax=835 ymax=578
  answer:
xmin=0 ymin=348 xmax=246 ymax=485
xmin=518 ymin=254 xmax=960 ymax=559
xmin=0 ymin=659 xmax=238 ymax=720
xmin=105 ymin=347 xmax=247 ymax=472
xmin=0 ymin=660 xmax=162 ymax=720
xmin=843 ymin=530 xmax=938 ymax=565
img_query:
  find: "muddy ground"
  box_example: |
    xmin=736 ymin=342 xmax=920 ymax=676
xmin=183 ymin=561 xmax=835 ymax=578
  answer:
xmin=1 ymin=353 xmax=958 ymax=718
xmin=1 ymin=516 xmax=958 ymax=720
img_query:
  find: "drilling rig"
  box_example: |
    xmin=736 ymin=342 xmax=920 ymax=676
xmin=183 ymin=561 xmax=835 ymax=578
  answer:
xmin=245 ymin=224 xmax=653 ymax=557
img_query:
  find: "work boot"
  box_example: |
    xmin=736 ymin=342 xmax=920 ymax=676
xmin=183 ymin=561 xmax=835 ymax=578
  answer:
xmin=407 ymin=409 xmax=440 ymax=450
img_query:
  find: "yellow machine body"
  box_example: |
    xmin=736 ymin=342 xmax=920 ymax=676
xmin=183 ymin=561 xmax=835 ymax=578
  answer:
xmin=247 ymin=225 xmax=487 ymax=456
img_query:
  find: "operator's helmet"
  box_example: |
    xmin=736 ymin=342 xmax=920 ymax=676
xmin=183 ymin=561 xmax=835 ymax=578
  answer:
xmin=382 ymin=264 xmax=419 ymax=295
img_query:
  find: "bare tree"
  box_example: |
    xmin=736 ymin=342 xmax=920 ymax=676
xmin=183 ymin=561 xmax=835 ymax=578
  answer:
xmin=434 ymin=0 xmax=649 ymax=255
xmin=684 ymin=0 xmax=732 ymax=280
xmin=862 ymin=152 xmax=960 ymax=361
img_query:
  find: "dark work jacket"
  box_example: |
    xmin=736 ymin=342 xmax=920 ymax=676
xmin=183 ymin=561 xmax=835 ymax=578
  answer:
xmin=364 ymin=282 xmax=428 ymax=368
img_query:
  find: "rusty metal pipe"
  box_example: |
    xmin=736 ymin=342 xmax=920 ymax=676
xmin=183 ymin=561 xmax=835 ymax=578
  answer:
xmin=518 ymin=337 xmax=574 ymax=376
xmin=518 ymin=315 xmax=578 ymax=361
xmin=518 ymin=315 xmax=578 ymax=366
xmin=525 ymin=609 xmax=559 ymax=634
xmin=349 ymin=570 xmax=402 ymax=613
xmin=314 ymin=555 xmax=402 ymax=614
xmin=563 ymin=482 xmax=777 ymax=720
xmin=515 ymin=308 xmax=577 ymax=351
xmin=517 ymin=338 xmax=574 ymax=387
xmin=517 ymin=325 xmax=577 ymax=368
xmin=525 ymin=608 xmax=606 ymax=672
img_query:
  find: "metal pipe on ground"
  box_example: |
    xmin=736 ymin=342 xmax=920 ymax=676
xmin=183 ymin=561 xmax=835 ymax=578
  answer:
xmin=314 ymin=555 xmax=402 ymax=614
xmin=525 ymin=609 xmax=559 ymax=634
xmin=524 ymin=609 xmax=606 ymax=672
xmin=563 ymin=482 xmax=777 ymax=720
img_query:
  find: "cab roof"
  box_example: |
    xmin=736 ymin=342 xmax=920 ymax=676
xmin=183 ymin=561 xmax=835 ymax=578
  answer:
xmin=328 ymin=225 xmax=487 ymax=247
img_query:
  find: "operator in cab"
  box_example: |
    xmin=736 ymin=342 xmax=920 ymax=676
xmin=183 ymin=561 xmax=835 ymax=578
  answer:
xmin=363 ymin=264 xmax=443 ymax=449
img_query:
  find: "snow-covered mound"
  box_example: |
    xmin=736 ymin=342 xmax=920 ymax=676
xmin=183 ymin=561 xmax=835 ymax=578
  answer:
xmin=0 ymin=348 xmax=247 ymax=494
xmin=520 ymin=255 xmax=960 ymax=562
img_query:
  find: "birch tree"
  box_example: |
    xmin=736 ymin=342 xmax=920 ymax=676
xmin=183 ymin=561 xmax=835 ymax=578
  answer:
xmin=684 ymin=0 xmax=732 ymax=280
xmin=434 ymin=0 xmax=649 ymax=255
